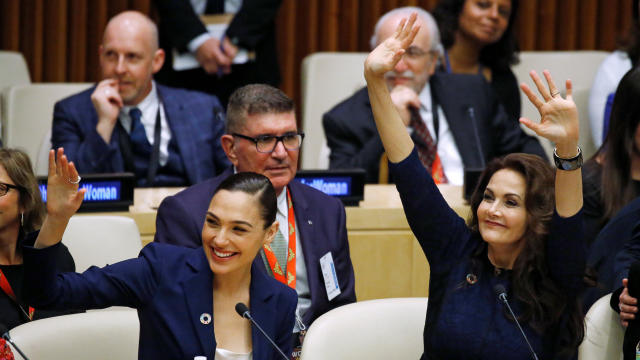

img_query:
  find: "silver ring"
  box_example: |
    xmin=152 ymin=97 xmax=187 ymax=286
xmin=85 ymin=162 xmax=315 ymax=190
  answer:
xmin=68 ymin=176 xmax=81 ymax=184
xmin=551 ymin=90 xmax=560 ymax=97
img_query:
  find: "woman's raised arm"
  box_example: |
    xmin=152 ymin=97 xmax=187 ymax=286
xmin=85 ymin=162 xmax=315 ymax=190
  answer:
xmin=363 ymin=13 xmax=419 ymax=163
xmin=520 ymin=71 xmax=582 ymax=217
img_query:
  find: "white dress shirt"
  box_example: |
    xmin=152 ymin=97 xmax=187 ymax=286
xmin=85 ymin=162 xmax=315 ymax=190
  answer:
xmin=417 ymin=82 xmax=464 ymax=185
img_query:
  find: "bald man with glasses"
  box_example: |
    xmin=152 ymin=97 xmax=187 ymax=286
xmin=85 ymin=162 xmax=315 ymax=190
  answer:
xmin=154 ymin=84 xmax=356 ymax=347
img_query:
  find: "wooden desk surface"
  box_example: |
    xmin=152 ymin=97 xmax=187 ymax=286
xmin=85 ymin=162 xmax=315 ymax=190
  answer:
xmin=88 ymin=184 xmax=470 ymax=301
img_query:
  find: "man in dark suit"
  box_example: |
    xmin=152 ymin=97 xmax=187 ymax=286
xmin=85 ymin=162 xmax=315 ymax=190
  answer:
xmin=154 ymin=0 xmax=282 ymax=107
xmin=52 ymin=11 xmax=229 ymax=187
xmin=323 ymin=7 xmax=546 ymax=183
xmin=155 ymin=84 xmax=356 ymax=335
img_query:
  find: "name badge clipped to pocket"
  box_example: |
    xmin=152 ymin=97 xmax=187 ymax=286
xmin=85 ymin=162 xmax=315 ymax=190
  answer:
xmin=319 ymin=252 xmax=341 ymax=301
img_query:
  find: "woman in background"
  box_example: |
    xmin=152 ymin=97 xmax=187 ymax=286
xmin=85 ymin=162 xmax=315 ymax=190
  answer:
xmin=434 ymin=0 xmax=521 ymax=120
xmin=589 ymin=0 xmax=640 ymax=147
xmin=583 ymin=68 xmax=640 ymax=246
xmin=0 ymin=148 xmax=75 ymax=330
xmin=365 ymin=14 xmax=585 ymax=358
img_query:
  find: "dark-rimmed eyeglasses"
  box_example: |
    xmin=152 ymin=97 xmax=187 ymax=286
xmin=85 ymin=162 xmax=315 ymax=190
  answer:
xmin=0 ymin=182 xmax=23 ymax=197
xmin=232 ymin=132 xmax=305 ymax=153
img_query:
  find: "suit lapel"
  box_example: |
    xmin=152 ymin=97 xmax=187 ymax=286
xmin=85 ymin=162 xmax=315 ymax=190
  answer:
xmin=249 ymin=264 xmax=277 ymax=360
xmin=287 ymin=181 xmax=318 ymax=325
xmin=157 ymin=85 xmax=200 ymax=184
xmin=430 ymin=74 xmax=481 ymax=169
xmin=181 ymin=249 xmax=215 ymax=356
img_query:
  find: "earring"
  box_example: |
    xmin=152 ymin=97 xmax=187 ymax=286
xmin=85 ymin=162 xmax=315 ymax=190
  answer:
xmin=20 ymin=212 xmax=23 ymax=227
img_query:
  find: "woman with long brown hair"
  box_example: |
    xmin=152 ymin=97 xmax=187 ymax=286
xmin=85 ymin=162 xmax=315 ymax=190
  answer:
xmin=365 ymin=14 xmax=584 ymax=358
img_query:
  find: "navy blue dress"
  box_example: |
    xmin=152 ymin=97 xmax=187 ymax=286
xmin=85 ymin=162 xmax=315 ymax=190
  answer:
xmin=390 ymin=149 xmax=585 ymax=360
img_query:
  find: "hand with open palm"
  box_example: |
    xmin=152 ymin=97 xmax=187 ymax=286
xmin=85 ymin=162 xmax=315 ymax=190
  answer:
xmin=364 ymin=13 xmax=419 ymax=80
xmin=520 ymin=70 xmax=579 ymax=156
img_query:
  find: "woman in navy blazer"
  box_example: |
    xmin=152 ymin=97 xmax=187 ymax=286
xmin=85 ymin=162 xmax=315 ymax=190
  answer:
xmin=365 ymin=14 xmax=585 ymax=359
xmin=22 ymin=149 xmax=297 ymax=360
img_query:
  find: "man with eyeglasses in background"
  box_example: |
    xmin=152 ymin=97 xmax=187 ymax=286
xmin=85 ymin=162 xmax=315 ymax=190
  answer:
xmin=323 ymin=7 xmax=546 ymax=184
xmin=155 ymin=84 xmax=356 ymax=355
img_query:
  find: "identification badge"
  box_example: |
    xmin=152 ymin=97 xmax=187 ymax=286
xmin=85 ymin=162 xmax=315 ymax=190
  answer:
xmin=319 ymin=252 xmax=341 ymax=301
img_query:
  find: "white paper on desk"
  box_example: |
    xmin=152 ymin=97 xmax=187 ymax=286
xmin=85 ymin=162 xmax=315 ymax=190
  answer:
xmin=172 ymin=23 xmax=250 ymax=71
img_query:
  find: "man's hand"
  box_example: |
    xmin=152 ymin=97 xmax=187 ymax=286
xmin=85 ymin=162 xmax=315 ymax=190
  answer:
xmin=390 ymin=85 xmax=420 ymax=126
xmin=196 ymin=37 xmax=232 ymax=75
xmin=91 ymin=79 xmax=123 ymax=144
xmin=620 ymin=278 xmax=638 ymax=327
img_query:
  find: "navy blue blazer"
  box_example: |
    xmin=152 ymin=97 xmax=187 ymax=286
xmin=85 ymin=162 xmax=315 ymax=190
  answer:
xmin=51 ymin=84 xmax=230 ymax=185
xmin=23 ymin=242 xmax=297 ymax=360
xmin=154 ymin=169 xmax=356 ymax=326
xmin=323 ymin=72 xmax=547 ymax=183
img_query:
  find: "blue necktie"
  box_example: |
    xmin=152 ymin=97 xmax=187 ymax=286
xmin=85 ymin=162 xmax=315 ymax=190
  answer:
xmin=129 ymin=108 xmax=151 ymax=152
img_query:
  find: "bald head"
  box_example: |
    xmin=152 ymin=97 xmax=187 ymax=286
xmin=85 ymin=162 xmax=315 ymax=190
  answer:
xmin=103 ymin=11 xmax=159 ymax=52
xmin=99 ymin=10 xmax=165 ymax=106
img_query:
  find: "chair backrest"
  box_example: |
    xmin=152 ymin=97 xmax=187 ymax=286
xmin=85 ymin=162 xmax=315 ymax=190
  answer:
xmin=9 ymin=308 xmax=139 ymax=360
xmin=62 ymin=215 xmax=143 ymax=273
xmin=0 ymin=51 xmax=31 ymax=91
xmin=2 ymin=83 xmax=92 ymax=170
xmin=300 ymin=52 xmax=368 ymax=169
xmin=578 ymin=293 xmax=624 ymax=360
xmin=512 ymin=51 xmax=610 ymax=161
xmin=301 ymin=297 xmax=427 ymax=359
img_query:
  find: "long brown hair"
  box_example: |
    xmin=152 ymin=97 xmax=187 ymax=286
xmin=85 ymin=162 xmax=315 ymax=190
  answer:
xmin=0 ymin=149 xmax=45 ymax=233
xmin=468 ymin=153 xmax=584 ymax=355
xmin=592 ymin=67 xmax=640 ymax=222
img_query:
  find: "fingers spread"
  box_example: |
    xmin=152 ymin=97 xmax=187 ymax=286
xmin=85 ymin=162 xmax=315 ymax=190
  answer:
xmin=543 ymin=70 xmax=559 ymax=98
xmin=530 ymin=70 xmax=552 ymax=102
xmin=520 ymin=83 xmax=544 ymax=109
xmin=519 ymin=118 xmax=541 ymax=135
xmin=565 ymin=79 xmax=573 ymax=101
xmin=48 ymin=149 xmax=56 ymax=176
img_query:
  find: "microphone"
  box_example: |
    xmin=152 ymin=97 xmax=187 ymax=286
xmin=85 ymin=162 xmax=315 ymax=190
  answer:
xmin=463 ymin=107 xmax=485 ymax=201
xmin=494 ymin=284 xmax=539 ymax=360
xmin=466 ymin=106 xmax=486 ymax=168
xmin=623 ymin=261 xmax=640 ymax=359
xmin=235 ymin=303 xmax=289 ymax=360
xmin=0 ymin=324 xmax=29 ymax=360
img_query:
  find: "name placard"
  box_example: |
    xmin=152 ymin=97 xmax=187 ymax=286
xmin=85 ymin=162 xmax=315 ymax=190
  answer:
xmin=38 ymin=173 xmax=135 ymax=212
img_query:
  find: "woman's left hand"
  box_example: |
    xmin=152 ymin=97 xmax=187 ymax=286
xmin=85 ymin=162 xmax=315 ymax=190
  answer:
xmin=46 ymin=148 xmax=85 ymax=222
xmin=520 ymin=70 xmax=579 ymax=154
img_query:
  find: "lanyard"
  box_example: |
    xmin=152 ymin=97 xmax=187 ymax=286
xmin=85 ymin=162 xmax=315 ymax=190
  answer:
xmin=262 ymin=188 xmax=297 ymax=289
xmin=0 ymin=269 xmax=33 ymax=321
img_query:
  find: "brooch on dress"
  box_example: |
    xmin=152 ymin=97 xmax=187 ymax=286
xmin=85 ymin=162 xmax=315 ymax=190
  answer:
xmin=466 ymin=273 xmax=478 ymax=285
xmin=200 ymin=313 xmax=212 ymax=325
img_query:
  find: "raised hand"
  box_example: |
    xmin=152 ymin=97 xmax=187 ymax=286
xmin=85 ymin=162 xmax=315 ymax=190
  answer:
xmin=520 ymin=70 xmax=579 ymax=155
xmin=364 ymin=13 xmax=419 ymax=80
xmin=34 ymin=149 xmax=86 ymax=249
xmin=46 ymin=148 xmax=85 ymax=222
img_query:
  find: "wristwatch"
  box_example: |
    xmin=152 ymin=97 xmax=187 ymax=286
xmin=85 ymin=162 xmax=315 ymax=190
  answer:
xmin=553 ymin=146 xmax=583 ymax=171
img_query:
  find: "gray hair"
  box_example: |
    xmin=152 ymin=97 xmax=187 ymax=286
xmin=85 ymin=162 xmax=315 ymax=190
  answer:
xmin=226 ymin=84 xmax=295 ymax=133
xmin=369 ymin=7 xmax=442 ymax=56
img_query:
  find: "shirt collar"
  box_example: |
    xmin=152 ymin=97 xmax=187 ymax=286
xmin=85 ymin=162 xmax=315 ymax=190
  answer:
xmin=276 ymin=185 xmax=288 ymax=217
